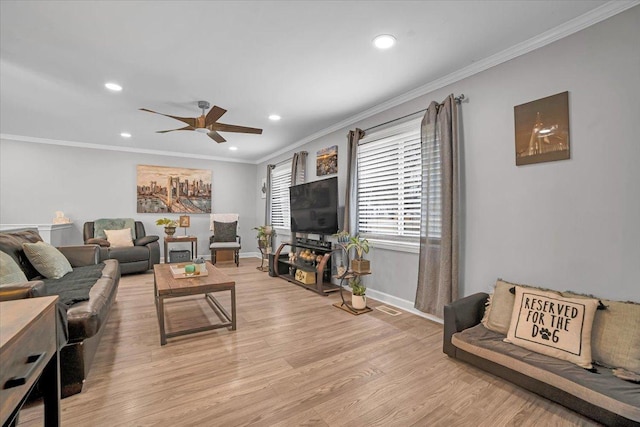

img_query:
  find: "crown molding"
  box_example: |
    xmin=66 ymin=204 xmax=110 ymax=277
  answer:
xmin=257 ymin=0 xmax=639 ymax=165
xmin=3 ymin=2 xmax=636 ymax=166
xmin=0 ymin=134 xmax=254 ymax=164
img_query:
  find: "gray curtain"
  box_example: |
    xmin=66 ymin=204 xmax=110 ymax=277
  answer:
xmin=291 ymin=151 xmax=307 ymax=186
xmin=343 ymin=128 xmax=365 ymax=234
xmin=264 ymin=164 xmax=275 ymax=224
xmin=415 ymin=94 xmax=459 ymax=318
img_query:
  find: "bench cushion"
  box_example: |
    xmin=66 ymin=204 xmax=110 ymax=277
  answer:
xmin=452 ymin=324 xmax=640 ymax=423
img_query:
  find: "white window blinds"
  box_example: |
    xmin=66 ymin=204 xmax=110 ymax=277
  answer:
xmin=357 ymin=119 xmax=423 ymax=240
xmin=270 ymin=161 xmax=292 ymax=229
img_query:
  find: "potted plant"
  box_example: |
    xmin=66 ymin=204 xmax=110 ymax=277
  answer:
xmin=156 ymin=218 xmax=178 ymax=236
xmin=349 ymin=276 xmax=367 ymax=310
xmin=253 ymin=225 xmax=276 ymax=252
xmin=346 ymin=234 xmax=370 ymax=273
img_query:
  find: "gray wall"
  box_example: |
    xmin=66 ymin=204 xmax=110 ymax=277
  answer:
xmin=0 ymin=141 xmax=258 ymax=258
xmin=257 ymin=7 xmax=640 ymax=303
xmin=2 ymin=7 xmax=638 ymax=305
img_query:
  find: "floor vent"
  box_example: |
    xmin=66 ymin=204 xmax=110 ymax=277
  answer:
xmin=376 ymin=305 xmax=402 ymax=316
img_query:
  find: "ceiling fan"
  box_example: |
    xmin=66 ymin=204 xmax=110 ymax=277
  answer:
xmin=140 ymin=101 xmax=263 ymax=143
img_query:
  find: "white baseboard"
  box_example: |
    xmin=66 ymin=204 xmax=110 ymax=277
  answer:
xmin=364 ymin=288 xmax=443 ymax=324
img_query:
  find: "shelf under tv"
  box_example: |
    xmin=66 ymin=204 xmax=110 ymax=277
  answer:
xmin=273 ymin=241 xmax=339 ymax=295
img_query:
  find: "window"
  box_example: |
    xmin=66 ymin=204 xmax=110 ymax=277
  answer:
xmin=269 ymin=161 xmax=292 ymax=229
xmin=356 ymin=117 xmax=441 ymax=241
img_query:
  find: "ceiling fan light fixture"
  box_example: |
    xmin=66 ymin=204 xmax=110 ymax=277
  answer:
xmin=229 ymin=146 xmax=238 ymax=151
xmin=373 ymin=34 xmax=396 ymax=49
xmin=195 ymin=128 xmax=209 ymax=133
xmin=120 ymin=132 xmax=132 ymax=138
xmin=105 ymin=82 xmax=123 ymax=91
xmin=269 ymin=114 xmax=281 ymax=121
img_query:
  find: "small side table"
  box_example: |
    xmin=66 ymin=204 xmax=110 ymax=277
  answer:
xmin=163 ymin=236 xmax=198 ymax=263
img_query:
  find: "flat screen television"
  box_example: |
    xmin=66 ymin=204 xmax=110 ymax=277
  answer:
xmin=289 ymin=177 xmax=339 ymax=235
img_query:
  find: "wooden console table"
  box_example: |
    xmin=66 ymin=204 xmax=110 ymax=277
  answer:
xmin=1 ymin=296 xmax=60 ymax=427
xmin=163 ymin=236 xmax=198 ymax=263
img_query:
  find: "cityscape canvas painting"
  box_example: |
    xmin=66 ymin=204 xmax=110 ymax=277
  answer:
xmin=514 ymin=91 xmax=570 ymax=165
xmin=317 ymin=145 xmax=338 ymax=176
xmin=137 ymin=165 xmax=212 ymax=213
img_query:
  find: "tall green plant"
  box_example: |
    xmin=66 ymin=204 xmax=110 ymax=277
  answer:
xmin=346 ymin=235 xmax=370 ymax=260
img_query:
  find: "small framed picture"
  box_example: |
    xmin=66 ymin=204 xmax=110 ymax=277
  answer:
xmin=179 ymin=215 xmax=191 ymax=227
xmin=317 ymin=145 xmax=338 ymax=176
xmin=514 ymin=91 xmax=570 ymax=166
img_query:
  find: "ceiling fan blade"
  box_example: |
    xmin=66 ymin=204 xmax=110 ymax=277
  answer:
xmin=140 ymin=108 xmax=197 ymax=127
xmin=211 ymin=123 xmax=263 ymax=135
xmin=156 ymin=126 xmax=195 ymax=133
xmin=208 ymin=131 xmax=226 ymax=143
xmin=205 ymin=106 xmax=227 ymax=127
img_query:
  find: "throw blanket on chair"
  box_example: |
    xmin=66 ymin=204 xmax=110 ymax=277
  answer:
xmin=93 ymin=218 xmax=136 ymax=240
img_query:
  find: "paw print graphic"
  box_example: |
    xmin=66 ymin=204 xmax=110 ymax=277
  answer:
xmin=539 ymin=328 xmax=551 ymax=340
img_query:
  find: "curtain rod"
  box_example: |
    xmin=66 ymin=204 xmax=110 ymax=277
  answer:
xmin=364 ymin=94 xmax=465 ymax=133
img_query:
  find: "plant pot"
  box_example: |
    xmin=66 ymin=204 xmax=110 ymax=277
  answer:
xmin=351 ymin=259 xmax=370 ymax=274
xmin=352 ymin=294 xmax=367 ymax=310
xmin=164 ymin=226 xmax=176 ymax=236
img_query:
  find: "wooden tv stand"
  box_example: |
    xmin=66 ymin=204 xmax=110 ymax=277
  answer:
xmin=273 ymin=240 xmax=340 ymax=295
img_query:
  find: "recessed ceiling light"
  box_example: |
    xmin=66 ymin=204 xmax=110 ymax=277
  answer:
xmin=105 ymin=82 xmax=123 ymax=91
xmin=120 ymin=132 xmax=131 ymax=138
xmin=373 ymin=34 xmax=396 ymax=49
xmin=229 ymin=146 xmax=238 ymax=151
xmin=269 ymin=114 xmax=281 ymax=121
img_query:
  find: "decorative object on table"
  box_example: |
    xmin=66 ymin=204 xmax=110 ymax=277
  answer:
xmin=169 ymin=263 xmax=209 ymax=279
xmin=295 ymin=269 xmax=316 ymax=285
xmin=316 ymin=145 xmax=338 ymax=176
xmin=137 ymin=164 xmax=212 ymax=213
xmin=179 ymin=215 xmax=191 ymax=235
xmin=194 ymin=257 xmax=206 ymax=273
xmin=346 ymin=234 xmax=370 ymax=273
xmin=514 ymin=91 xmax=570 ymax=166
xmin=52 ymin=211 xmax=71 ymax=224
xmin=156 ymin=218 xmax=178 ymax=236
xmin=349 ymin=277 xmax=367 ymax=310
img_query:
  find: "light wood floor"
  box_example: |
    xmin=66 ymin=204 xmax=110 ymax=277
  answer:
xmin=20 ymin=259 xmax=599 ymax=426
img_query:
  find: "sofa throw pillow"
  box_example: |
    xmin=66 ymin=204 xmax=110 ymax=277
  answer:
xmin=213 ymin=221 xmax=237 ymax=242
xmin=94 ymin=218 xmax=136 ymax=240
xmin=22 ymin=241 xmax=73 ymax=279
xmin=0 ymin=250 xmax=28 ymax=285
xmin=104 ymin=228 xmax=134 ymax=248
xmin=481 ymin=280 xmax=517 ymax=335
xmin=562 ymin=292 xmax=640 ymax=376
xmin=505 ymin=286 xmax=599 ymax=369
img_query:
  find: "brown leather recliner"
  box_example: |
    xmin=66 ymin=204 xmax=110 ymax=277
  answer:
xmin=83 ymin=221 xmax=160 ymax=274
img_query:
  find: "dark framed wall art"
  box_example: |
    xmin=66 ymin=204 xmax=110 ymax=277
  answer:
xmin=514 ymin=91 xmax=570 ymax=166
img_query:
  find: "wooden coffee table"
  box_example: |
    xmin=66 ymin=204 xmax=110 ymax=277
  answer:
xmin=153 ymin=261 xmax=236 ymax=345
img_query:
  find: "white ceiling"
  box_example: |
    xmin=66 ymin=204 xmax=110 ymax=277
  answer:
xmin=0 ymin=1 xmax=627 ymax=163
